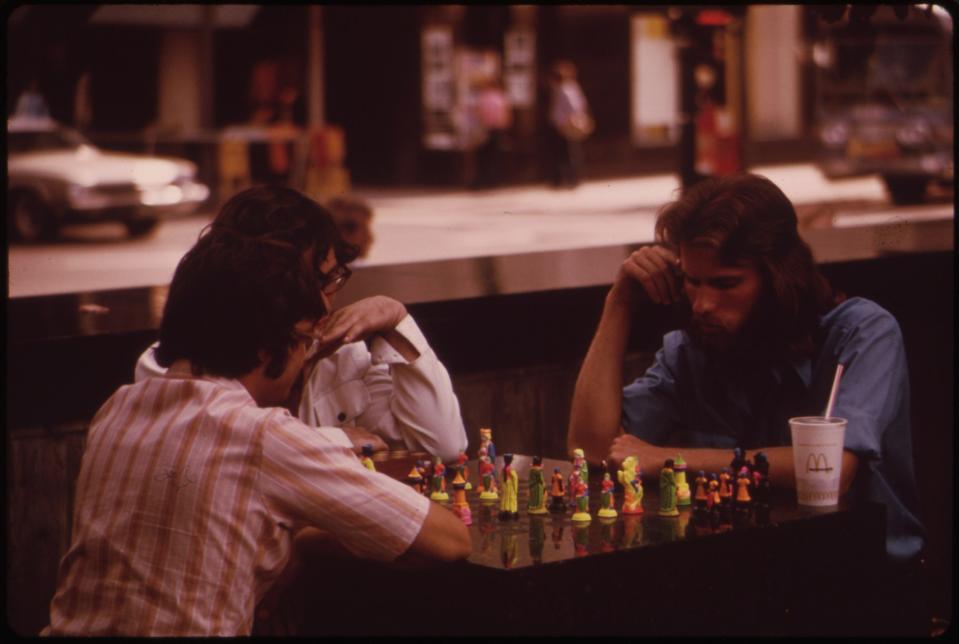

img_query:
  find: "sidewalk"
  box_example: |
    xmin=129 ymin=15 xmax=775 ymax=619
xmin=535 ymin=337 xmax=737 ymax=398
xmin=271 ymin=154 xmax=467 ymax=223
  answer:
xmin=355 ymin=163 xmax=891 ymax=266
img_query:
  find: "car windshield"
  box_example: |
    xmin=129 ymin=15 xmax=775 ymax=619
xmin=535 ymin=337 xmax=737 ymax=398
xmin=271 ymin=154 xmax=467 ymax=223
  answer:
xmin=7 ymin=128 xmax=88 ymax=154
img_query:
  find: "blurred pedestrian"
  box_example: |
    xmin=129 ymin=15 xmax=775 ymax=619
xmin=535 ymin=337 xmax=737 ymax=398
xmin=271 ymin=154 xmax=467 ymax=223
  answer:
xmin=547 ymin=60 xmax=593 ymax=188
xmin=15 ymin=79 xmax=51 ymax=119
xmin=326 ymin=194 xmax=375 ymax=259
xmin=473 ymin=77 xmax=513 ymax=189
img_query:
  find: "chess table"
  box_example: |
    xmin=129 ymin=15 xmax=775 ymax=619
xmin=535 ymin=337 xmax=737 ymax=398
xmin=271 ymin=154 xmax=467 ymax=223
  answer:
xmin=273 ymin=454 xmax=898 ymax=636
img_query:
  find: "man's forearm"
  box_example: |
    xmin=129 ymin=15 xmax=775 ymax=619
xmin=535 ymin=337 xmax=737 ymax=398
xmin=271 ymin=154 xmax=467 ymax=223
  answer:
xmin=568 ymin=292 xmax=633 ymax=462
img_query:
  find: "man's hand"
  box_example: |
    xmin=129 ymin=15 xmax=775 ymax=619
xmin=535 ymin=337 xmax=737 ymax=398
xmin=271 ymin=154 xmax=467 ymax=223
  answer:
xmin=610 ymin=245 xmax=683 ymax=307
xmin=608 ymin=432 xmax=662 ymax=474
xmin=315 ymin=296 xmax=407 ymax=352
xmin=340 ymin=425 xmax=389 ymax=454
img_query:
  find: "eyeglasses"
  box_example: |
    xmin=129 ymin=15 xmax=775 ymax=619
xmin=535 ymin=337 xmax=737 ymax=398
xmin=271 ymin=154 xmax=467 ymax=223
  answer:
xmin=319 ymin=264 xmax=351 ymax=295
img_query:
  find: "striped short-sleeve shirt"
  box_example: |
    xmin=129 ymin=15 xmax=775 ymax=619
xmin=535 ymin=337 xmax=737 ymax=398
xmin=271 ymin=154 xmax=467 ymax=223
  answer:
xmin=45 ymin=374 xmax=430 ymax=636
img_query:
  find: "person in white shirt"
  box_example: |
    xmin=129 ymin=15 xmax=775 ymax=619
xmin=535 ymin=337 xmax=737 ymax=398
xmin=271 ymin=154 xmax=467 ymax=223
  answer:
xmin=136 ymin=186 xmax=467 ymax=462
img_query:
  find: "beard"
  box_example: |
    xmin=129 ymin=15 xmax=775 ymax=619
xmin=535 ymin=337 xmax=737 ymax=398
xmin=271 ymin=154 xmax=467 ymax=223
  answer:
xmin=685 ymin=296 xmax=784 ymax=369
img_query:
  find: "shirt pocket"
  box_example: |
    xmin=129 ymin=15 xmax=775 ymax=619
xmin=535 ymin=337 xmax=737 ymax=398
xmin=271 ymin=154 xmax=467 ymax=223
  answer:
xmin=312 ymin=379 xmax=371 ymax=427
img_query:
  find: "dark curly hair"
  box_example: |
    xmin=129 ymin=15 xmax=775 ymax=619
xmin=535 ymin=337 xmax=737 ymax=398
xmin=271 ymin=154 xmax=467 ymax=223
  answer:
xmin=155 ymin=186 xmax=356 ymax=379
xmin=655 ymin=173 xmax=834 ymax=358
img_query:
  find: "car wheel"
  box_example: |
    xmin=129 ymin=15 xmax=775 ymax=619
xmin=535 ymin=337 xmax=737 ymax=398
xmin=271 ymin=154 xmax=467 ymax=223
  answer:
xmin=883 ymin=175 xmax=929 ymax=205
xmin=124 ymin=218 xmax=161 ymax=238
xmin=9 ymin=191 xmax=58 ymax=243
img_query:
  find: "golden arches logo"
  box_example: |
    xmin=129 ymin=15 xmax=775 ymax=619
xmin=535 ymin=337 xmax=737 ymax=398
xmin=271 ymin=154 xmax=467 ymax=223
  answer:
xmin=805 ymin=453 xmax=833 ymax=473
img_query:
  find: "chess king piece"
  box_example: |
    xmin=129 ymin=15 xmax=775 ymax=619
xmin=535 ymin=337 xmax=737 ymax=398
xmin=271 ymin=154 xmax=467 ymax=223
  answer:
xmin=359 ymin=443 xmax=376 ymax=471
xmin=618 ymin=456 xmax=644 ymax=515
xmin=406 ymin=465 xmax=424 ymax=494
xmin=568 ymin=464 xmax=583 ymax=508
xmin=451 ymin=470 xmax=472 ymax=525
xmin=527 ymin=455 xmax=548 ymax=514
xmin=674 ymin=454 xmax=692 ymax=507
xmin=571 ymin=474 xmax=591 ymax=523
xmin=479 ymin=450 xmax=499 ymax=501
xmin=548 ymin=467 xmax=567 ymax=513
xmin=430 ymin=457 xmax=449 ymax=502
xmin=454 ymin=452 xmax=472 ymax=490
xmin=658 ymin=459 xmax=680 ymax=517
xmin=418 ymin=459 xmax=432 ymax=496
xmin=731 ymin=447 xmax=748 ymax=480
xmin=572 ymin=447 xmax=589 ymax=486
xmin=693 ymin=470 xmax=709 ymax=515
xmin=479 ymin=427 xmax=497 ymax=477
xmin=734 ymin=467 xmax=752 ymax=525
xmin=499 ymin=453 xmax=519 ymax=520
xmin=597 ymin=472 xmax=618 ymax=518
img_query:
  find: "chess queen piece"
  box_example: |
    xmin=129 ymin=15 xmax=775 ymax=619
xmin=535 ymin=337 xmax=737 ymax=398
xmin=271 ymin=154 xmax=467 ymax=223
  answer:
xmin=618 ymin=456 xmax=644 ymax=515
xmin=499 ymin=453 xmax=519 ymax=520
xmin=430 ymin=457 xmax=449 ymax=502
xmin=527 ymin=455 xmax=548 ymax=514
xmin=548 ymin=467 xmax=566 ymax=513
xmin=658 ymin=459 xmax=680 ymax=517
xmin=674 ymin=454 xmax=691 ymax=507
xmin=597 ymin=472 xmax=617 ymax=518
xmin=571 ymin=474 xmax=591 ymax=523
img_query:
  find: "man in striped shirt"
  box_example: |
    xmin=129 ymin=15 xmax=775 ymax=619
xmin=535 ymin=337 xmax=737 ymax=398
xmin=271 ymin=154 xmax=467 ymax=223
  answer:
xmin=44 ymin=188 xmax=471 ymax=636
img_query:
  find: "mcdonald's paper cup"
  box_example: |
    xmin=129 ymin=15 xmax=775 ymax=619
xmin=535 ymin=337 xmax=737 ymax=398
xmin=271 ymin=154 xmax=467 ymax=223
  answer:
xmin=789 ymin=416 xmax=847 ymax=507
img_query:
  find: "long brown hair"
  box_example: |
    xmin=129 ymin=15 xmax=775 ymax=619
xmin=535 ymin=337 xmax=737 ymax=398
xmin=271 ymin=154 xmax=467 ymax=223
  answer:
xmin=655 ymin=173 xmax=834 ymax=358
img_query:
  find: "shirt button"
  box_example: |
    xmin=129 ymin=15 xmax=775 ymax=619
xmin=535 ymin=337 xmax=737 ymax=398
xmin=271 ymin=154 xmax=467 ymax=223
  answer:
xmin=337 ymin=412 xmax=347 ymax=422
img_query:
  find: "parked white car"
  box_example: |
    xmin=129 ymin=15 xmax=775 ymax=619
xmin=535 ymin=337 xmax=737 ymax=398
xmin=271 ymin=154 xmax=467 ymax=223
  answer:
xmin=6 ymin=116 xmax=210 ymax=242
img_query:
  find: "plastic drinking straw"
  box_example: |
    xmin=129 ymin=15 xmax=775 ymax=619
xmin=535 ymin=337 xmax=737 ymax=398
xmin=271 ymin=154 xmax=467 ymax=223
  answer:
xmin=823 ymin=363 xmax=845 ymax=418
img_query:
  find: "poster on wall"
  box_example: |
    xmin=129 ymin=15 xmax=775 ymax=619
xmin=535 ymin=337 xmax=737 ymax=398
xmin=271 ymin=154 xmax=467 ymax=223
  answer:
xmin=422 ymin=26 xmax=456 ymax=149
xmin=630 ymin=14 xmax=679 ymax=145
xmin=504 ymin=29 xmax=535 ymax=108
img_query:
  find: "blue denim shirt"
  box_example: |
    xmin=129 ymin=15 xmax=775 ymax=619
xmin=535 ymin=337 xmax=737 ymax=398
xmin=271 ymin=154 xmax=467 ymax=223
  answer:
xmin=622 ymin=297 xmax=924 ymax=561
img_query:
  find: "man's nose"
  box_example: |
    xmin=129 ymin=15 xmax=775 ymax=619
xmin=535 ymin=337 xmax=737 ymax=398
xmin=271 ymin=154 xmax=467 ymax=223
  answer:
xmin=691 ymin=289 xmax=717 ymax=316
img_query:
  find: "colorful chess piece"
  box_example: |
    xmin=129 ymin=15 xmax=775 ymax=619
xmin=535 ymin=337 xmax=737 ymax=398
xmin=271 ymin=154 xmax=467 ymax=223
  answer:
xmin=548 ymin=467 xmax=566 ymax=513
xmin=451 ymin=470 xmax=471 ymax=525
xmin=618 ymin=456 xmax=644 ymax=515
xmin=454 ymin=452 xmax=472 ymax=490
xmin=572 ymin=448 xmax=589 ymax=486
xmin=479 ymin=427 xmax=497 ymax=477
xmin=598 ymin=472 xmax=617 ymax=518
xmin=418 ymin=459 xmax=432 ymax=496
xmin=734 ymin=467 xmax=752 ymax=526
xmin=430 ymin=457 xmax=449 ymax=502
xmin=658 ymin=459 xmax=680 ymax=517
xmin=674 ymin=454 xmax=691 ymax=507
xmin=359 ymin=443 xmax=376 ymax=471
xmin=479 ymin=450 xmax=498 ymax=501
xmin=527 ymin=455 xmax=548 ymax=514
xmin=406 ymin=465 xmax=424 ymax=494
xmin=571 ymin=473 xmax=591 ymax=523
xmin=693 ymin=470 xmax=709 ymax=511
xmin=499 ymin=453 xmax=519 ymax=520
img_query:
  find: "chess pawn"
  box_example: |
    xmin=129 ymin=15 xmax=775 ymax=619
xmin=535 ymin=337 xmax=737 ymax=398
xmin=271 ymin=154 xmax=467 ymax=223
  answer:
xmin=455 ymin=452 xmax=472 ymax=491
xmin=451 ymin=471 xmax=471 ymax=525
xmin=359 ymin=443 xmax=376 ymax=471
xmin=618 ymin=456 xmax=644 ymax=515
xmin=571 ymin=448 xmax=589 ymax=485
xmin=548 ymin=467 xmax=567 ymax=513
xmin=734 ymin=468 xmax=752 ymax=525
xmin=658 ymin=459 xmax=680 ymax=517
xmin=674 ymin=454 xmax=692 ymax=507
xmin=405 ymin=465 xmax=424 ymax=494
xmin=693 ymin=470 xmax=709 ymax=516
xmin=479 ymin=427 xmax=497 ymax=478
xmin=527 ymin=455 xmax=548 ymax=514
xmin=498 ymin=453 xmax=519 ymax=520
xmin=479 ymin=452 xmax=499 ymax=501
xmin=571 ymin=476 xmax=592 ymax=523
xmin=597 ymin=472 xmax=617 ymax=518
xmin=430 ymin=458 xmax=449 ymax=502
